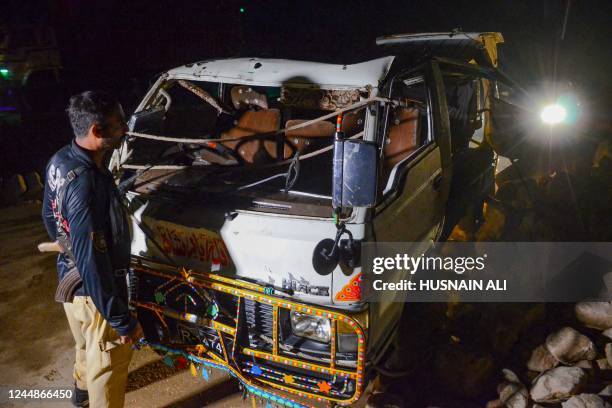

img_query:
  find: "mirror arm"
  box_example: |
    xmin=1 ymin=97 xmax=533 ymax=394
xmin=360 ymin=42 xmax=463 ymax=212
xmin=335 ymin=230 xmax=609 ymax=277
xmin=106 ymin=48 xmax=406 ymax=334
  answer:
xmin=322 ymin=221 xmax=354 ymax=261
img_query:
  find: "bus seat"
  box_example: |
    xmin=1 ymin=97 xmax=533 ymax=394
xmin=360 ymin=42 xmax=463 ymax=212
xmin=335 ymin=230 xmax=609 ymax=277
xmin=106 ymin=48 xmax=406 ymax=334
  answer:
xmin=221 ymin=109 xmax=280 ymax=164
xmin=383 ymin=107 xmax=419 ymax=176
xmin=264 ymin=119 xmax=335 ymax=159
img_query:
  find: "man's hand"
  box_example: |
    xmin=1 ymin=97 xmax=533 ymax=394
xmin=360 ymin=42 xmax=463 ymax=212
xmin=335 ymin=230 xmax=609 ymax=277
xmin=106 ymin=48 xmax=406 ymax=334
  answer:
xmin=119 ymin=322 xmax=144 ymax=345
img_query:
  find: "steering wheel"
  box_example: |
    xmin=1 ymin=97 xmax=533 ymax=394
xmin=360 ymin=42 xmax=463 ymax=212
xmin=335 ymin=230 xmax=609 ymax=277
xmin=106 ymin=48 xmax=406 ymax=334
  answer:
xmin=177 ymin=141 xmax=241 ymax=165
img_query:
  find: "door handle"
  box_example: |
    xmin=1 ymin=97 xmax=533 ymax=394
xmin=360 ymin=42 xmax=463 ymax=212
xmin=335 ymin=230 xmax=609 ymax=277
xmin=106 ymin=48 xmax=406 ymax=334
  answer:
xmin=432 ymin=174 xmax=443 ymax=191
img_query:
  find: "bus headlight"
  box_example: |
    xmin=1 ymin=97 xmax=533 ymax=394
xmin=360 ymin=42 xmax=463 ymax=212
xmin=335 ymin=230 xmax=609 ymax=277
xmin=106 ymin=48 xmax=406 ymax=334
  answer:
xmin=290 ymin=311 xmax=331 ymax=343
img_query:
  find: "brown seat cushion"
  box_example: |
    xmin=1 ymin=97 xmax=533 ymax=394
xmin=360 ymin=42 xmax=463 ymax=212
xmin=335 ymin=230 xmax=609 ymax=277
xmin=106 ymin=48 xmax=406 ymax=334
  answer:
xmin=221 ymin=109 xmax=280 ymax=164
xmin=264 ymin=119 xmax=335 ymax=159
xmin=383 ymin=107 xmax=420 ymax=177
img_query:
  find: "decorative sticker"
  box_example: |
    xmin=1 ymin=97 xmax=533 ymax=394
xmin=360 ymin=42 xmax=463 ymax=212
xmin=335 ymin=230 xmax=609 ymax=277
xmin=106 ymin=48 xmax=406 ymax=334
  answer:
xmin=334 ymin=272 xmax=362 ymax=302
xmin=144 ymin=217 xmax=230 ymax=267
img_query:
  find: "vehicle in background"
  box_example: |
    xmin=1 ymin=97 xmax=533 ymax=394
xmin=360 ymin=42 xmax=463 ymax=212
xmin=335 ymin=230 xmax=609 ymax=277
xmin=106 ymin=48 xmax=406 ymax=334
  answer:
xmin=0 ymin=25 xmax=62 ymax=128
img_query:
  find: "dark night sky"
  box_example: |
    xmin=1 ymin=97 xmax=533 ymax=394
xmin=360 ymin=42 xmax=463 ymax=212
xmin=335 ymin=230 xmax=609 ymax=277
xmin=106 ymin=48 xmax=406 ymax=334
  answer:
xmin=1 ymin=0 xmax=611 ymax=177
xmin=3 ymin=0 xmax=611 ymax=88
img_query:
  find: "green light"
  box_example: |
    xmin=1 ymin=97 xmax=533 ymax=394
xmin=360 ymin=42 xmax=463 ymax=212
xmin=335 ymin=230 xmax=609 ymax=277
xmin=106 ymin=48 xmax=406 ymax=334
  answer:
xmin=239 ymin=7 xmax=245 ymax=13
xmin=0 ymin=69 xmax=9 ymax=79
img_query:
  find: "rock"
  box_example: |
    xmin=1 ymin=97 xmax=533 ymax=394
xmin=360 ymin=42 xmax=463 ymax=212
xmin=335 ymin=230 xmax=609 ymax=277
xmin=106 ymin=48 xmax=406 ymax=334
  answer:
xmin=600 ymin=385 xmax=612 ymax=396
xmin=604 ymin=329 xmax=612 ymax=341
xmin=528 ymin=344 xmax=560 ymax=372
xmin=575 ymin=302 xmax=612 ymax=330
xmin=596 ymin=358 xmax=611 ymax=370
xmin=498 ymin=382 xmax=529 ymax=408
xmin=546 ymin=327 xmax=597 ymax=364
xmin=561 ymin=393 xmax=611 ymax=408
xmin=485 ymin=400 xmax=503 ymax=408
xmin=501 ymin=368 xmax=521 ymax=384
xmin=530 ymin=366 xmax=587 ymax=403
xmin=606 ymin=343 xmax=612 ymax=367
xmin=434 ymin=345 xmax=495 ymax=398
xmin=497 ymin=370 xmax=529 ymax=408
xmin=575 ymin=360 xmax=593 ymax=369
xmin=576 ymin=358 xmax=611 ymax=370
xmin=574 ymin=358 xmax=612 ymax=370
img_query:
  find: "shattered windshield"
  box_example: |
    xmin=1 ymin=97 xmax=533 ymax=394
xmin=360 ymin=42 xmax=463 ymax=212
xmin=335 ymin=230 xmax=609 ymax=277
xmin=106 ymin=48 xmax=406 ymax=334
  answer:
xmin=123 ymin=79 xmax=367 ymax=196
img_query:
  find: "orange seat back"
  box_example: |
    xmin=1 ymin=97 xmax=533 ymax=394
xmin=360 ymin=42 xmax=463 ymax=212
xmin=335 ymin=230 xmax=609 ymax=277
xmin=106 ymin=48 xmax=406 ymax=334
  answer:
xmin=264 ymin=119 xmax=335 ymax=159
xmin=221 ymin=109 xmax=280 ymax=164
xmin=383 ymin=107 xmax=419 ymax=177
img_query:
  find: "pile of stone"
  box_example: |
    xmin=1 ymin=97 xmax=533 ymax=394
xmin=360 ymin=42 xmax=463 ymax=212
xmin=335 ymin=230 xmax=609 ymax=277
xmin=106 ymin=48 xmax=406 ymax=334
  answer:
xmin=487 ymin=302 xmax=612 ymax=407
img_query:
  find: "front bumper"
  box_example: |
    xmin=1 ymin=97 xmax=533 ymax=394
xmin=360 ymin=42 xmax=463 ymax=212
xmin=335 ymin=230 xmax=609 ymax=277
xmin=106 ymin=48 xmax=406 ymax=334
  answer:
xmin=131 ymin=258 xmax=367 ymax=406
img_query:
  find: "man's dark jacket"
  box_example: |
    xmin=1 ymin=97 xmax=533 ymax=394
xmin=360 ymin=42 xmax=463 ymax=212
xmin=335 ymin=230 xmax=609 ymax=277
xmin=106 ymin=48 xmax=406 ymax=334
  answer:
xmin=42 ymin=139 xmax=136 ymax=336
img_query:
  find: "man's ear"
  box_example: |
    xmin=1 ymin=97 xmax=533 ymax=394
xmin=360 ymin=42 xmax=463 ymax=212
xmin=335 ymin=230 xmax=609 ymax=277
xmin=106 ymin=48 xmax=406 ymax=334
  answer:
xmin=91 ymin=123 xmax=104 ymax=139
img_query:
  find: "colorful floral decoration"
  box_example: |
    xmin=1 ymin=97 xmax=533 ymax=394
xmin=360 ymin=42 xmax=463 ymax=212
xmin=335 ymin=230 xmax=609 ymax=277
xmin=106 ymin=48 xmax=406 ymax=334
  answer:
xmin=334 ymin=272 xmax=362 ymax=301
xmin=317 ymin=381 xmax=332 ymax=394
xmin=133 ymin=263 xmax=368 ymax=406
xmin=143 ymin=341 xmax=309 ymax=408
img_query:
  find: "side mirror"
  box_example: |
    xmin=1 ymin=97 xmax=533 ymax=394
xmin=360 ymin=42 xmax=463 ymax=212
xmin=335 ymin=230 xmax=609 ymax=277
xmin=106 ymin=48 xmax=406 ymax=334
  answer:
xmin=332 ymin=138 xmax=378 ymax=208
xmin=128 ymin=106 xmax=165 ymax=133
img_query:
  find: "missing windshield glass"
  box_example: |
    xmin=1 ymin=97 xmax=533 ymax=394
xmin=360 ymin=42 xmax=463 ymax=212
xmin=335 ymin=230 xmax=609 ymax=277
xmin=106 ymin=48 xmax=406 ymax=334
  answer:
xmin=124 ymin=80 xmax=367 ymax=205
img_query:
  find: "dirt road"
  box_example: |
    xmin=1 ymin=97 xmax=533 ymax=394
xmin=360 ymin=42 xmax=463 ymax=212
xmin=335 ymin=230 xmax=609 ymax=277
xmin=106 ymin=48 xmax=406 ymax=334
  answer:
xmin=0 ymin=202 xmax=244 ymax=407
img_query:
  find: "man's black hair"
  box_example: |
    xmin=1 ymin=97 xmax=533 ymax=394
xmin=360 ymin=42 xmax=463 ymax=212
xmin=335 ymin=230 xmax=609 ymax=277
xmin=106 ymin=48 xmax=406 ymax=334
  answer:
xmin=66 ymin=91 xmax=120 ymax=138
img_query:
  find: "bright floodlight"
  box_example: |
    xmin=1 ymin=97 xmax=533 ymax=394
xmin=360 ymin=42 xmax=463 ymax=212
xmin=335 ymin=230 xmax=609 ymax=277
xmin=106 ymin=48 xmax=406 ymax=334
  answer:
xmin=540 ymin=104 xmax=567 ymax=125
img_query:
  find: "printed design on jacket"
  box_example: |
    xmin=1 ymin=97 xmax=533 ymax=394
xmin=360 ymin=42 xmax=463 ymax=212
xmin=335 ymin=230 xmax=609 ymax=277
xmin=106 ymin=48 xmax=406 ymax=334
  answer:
xmin=47 ymin=164 xmax=64 ymax=192
xmin=47 ymin=164 xmax=70 ymax=235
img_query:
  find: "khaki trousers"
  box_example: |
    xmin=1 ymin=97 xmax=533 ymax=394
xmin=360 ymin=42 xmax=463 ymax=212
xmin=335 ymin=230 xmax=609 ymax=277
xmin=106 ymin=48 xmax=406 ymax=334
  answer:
xmin=63 ymin=296 xmax=133 ymax=408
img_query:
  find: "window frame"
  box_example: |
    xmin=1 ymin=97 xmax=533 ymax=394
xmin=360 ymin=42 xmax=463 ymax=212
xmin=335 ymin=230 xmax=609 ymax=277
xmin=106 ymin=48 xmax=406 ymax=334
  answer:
xmin=438 ymin=61 xmax=500 ymax=153
xmin=377 ymin=68 xmax=436 ymax=197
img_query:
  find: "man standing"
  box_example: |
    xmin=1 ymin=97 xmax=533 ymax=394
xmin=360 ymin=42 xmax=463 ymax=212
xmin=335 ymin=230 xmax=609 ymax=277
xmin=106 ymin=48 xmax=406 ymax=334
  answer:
xmin=42 ymin=91 xmax=143 ymax=407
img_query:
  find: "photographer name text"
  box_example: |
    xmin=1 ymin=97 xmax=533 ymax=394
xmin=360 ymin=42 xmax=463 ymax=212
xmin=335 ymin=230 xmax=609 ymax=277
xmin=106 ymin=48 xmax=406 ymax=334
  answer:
xmin=372 ymin=279 xmax=507 ymax=292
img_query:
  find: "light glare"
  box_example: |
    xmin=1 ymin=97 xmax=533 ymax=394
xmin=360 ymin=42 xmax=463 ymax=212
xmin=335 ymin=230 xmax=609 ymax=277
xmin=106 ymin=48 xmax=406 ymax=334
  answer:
xmin=540 ymin=104 xmax=567 ymax=125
